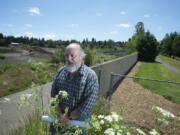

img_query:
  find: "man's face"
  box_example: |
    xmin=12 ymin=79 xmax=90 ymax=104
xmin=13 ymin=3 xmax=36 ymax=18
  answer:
xmin=65 ymin=47 xmax=81 ymax=67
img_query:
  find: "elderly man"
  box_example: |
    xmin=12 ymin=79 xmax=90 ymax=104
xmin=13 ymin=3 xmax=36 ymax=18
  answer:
xmin=50 ymin=43 xmax=99 ymax=134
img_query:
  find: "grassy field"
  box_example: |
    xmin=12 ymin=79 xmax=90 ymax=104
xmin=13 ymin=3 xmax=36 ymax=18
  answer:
xmin=134 ymin=62 xmax=180 ymax=104
xmin=0 ymin=62 xmax=59 ymax=97
xmin=159 ymin=55 xmax=180 ymax=70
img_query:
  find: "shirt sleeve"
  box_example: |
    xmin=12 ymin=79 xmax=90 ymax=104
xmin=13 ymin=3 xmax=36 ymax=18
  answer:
xmin=76 ymin=71 xmax=99 ymax=116
xmin=51 ymin=67 xmax=64 ymax=98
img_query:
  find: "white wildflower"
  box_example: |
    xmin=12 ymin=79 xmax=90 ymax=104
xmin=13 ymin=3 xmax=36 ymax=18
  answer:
xmin=117 ymin=132 xmax=122 ymax=135
xmin=152 ymin=106 xmax=175 ymax=118
xmin=149 ymin=129 xmax=160 ymax=135
xmin=104 ymin=128 xmax=114 ymax=135
xmin=1 ymin=98 xmax=10 ymax=104
xmin=126 ymin=132 xmax=131 ymax=135
xmin=137 ymin=128 xmax=146 ymax=135
xmin=98 ymin=115 xmax=104 ymax=119
xmin=58 ymin=91 xmax=68 ymax=98
xmin=104 ymin=115 xmax=113 ymax=122
xmin=20 ymin=94 xmax=32 ymax=101
xmin=100 ymin=119 xmax=104 ymax=125
xmin=111 ymin=112 xmax=119 ymax=122
xmin=50 ymin=97 xmax=57 ymax=103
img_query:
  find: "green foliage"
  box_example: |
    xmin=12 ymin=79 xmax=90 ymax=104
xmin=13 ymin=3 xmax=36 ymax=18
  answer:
xmin=172 ymin=35 xmax=180 ymax=57
xmin=0 ymin=62 xmax=58 ymax=97
xmin=0 ymin=64 xmax=14 ymax=74
xmin=84 ymin=48 xmax=95 ymax=66
xmin=134 ymin=62 xmax=180 ymax=104
xmin=91 ymin=98 xmax=111 ymax=116
xmin=51 ymin=49 xmax=65 ymax=64
xmin=0 ymin=54 xmax=5 ymax=59
xmin=160 ymin=32 xmax=180 ymax=58
xmin=136 ymin=31 xmax=158 ymax=61
xmin=125 ymin=36 xmax=137 ymax=54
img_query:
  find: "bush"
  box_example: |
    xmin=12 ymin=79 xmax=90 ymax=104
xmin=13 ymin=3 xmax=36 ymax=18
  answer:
xmin=51 ymin=49 xmax=65 ymax=64
xmin=84 ymin=48 xmax=95 ymax=66
xmin=0 ymin=54 xmax=5 ymax=59
xmin=136 ymin=31 xmax=158 ymax=61
xmin=0 ymin=64 xmax=13 ymax=74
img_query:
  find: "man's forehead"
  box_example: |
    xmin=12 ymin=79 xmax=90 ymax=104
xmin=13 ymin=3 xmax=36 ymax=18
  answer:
xmin=66 ymin=47 xmax=80 ymax=55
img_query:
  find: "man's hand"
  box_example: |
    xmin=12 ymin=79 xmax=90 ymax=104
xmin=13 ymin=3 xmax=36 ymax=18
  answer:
xmin=55 ymin=115 xmax=70 ymax=127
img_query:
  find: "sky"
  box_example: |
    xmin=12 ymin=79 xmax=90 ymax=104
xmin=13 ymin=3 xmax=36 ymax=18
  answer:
xmin=0 ymin=0 xmax=180 ymax=42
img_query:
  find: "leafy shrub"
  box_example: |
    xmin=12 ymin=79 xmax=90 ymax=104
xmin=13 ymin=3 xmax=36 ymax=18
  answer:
xmin=51 ymin=49 xmax=65 ymax=64
xmin=0 ymin=64 xmax=13 ymax=74
xmin=84 ymin=48 xmax=95 ymax=66
xmin=0 ymin=54 xmax=5 ymax=59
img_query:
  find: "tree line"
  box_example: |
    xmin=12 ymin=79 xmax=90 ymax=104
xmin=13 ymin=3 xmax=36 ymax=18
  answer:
xmin=0 ymin=33 xmax=125 ymax=50
xmin=126 ymin=22 xmax=180 ymax=61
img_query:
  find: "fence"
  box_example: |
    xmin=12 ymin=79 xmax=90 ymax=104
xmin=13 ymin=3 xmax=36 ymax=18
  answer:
xmin=108 ymin=73 xmax=180 ymax=100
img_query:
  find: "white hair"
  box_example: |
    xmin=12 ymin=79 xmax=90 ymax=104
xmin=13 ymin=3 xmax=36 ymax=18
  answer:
xmin=68 ymin=43 xmax=86 ymax=59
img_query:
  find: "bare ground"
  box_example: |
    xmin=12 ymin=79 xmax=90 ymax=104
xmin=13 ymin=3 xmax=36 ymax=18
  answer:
xmin=110 ymin=62 xmax=180 ymax=134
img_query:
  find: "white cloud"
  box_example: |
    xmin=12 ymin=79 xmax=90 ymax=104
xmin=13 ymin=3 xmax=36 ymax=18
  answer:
xmin=64 ymin=34 xmax=74 ymax=40
xmin=7 ymin=24 xmax=13 ymax=27
xmin=120 ymin=11 xmax=126 ymax=15
xmin=96 ymin=13 xmax=103 ymax=17
xmin=115 ymin=24 xmax=131 ymax=28
xmin=28 ymin=7 xmax=40 ymax=16
xmin=66 ymin=24 xmax=79 ymax=28
xmin=25 ymin=24 xmax=32 ymax=27
xmin=143 ymin=14 xmax=151 ymax=18
xmin=43 ymin=33 xmax=56 ymax=40
xmin=25 ymin=32 xmax=37 ymax=37
xmin=104 ymin=30 xmax=118 ymax=35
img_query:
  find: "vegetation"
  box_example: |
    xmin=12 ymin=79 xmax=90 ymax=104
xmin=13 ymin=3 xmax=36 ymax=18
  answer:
xmin=134 ymin=62 xmax=180 ymax=104
xmin=3 ymin=89 xmax=179 ymax=135
xmin=0 ymin=62 xmax=59 ymax=97
xmin=160 ymin=32 xmax=180 ymax=58
xmin=0 ymin=54 xmax=5 ymax=59
xmin=126 ymin=22 xmax=158 ymax=61
xmin=0 ymin=33 xmax=125 ymax=51
xmin=159 ymin=55 xmax=180 ymax=70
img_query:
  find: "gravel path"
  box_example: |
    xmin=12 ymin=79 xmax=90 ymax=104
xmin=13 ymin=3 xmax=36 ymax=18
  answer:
xmin=156 ymin=56 xmax=180 ymax=74
xmin=110 ymin=62 xmax=180 ymax=134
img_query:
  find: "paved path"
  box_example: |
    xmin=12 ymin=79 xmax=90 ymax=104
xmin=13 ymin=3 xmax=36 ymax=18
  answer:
xmin=156 ymin=56 xmax=180 ymax=74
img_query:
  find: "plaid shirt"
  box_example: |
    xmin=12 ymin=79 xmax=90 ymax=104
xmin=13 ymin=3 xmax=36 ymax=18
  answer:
xmin=51 ymin=64 xmax=99 ymax=116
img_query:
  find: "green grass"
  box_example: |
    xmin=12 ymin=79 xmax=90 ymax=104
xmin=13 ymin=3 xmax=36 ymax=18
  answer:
xmin=134 ymin=62 xmax=180 ymax=104
xmin=159 ymin=55 xmax=180 ymax=70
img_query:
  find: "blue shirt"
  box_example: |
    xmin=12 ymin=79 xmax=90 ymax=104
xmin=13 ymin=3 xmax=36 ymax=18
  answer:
xmin=51 ymin=64 xmax=99 ymax=116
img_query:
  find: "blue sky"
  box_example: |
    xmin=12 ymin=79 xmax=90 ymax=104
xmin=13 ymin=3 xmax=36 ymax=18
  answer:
xmin=0 ymin=0 xmax=180 ymax=42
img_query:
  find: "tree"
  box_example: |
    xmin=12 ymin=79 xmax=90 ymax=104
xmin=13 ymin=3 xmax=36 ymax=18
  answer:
xmin=136 ymin=31 xmax=158 ymax=61
xmin=135 ymin=22 xmax=145 ymax=35
xmin=172 ymin=35 xmax=180 ymax=57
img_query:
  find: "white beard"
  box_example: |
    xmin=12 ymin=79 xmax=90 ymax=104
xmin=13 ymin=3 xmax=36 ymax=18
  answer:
xmin=66 ymin=62 xmax=81 ymax=73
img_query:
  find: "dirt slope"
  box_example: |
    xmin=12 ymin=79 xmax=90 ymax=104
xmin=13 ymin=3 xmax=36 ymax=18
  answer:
xmin=110 ymin=62 xmax=180 ymax=134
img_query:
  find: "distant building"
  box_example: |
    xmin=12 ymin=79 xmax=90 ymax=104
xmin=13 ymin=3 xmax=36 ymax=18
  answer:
xmin=9 ymin=42 xmax=19 ymax=47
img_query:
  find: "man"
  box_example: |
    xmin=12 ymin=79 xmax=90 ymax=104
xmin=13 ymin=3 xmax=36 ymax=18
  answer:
xmin=50 ymin=43 xmax=99 ymax=134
